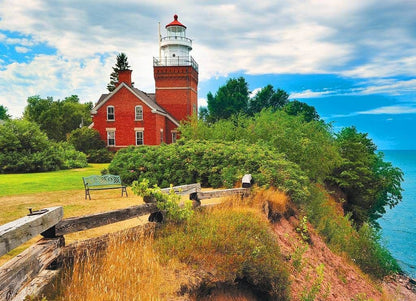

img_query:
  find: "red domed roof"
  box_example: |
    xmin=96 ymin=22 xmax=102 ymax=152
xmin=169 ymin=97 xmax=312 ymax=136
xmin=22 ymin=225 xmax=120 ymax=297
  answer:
xmin=166 ymin=14 xmax=186 ymax=29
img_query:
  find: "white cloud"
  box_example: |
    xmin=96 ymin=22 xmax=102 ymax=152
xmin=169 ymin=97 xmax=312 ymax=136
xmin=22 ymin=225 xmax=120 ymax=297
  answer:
xmin=14 ymin=46 xmax=29 ymax=53
xmin=290 ymin=89 xmax=333 ymax=99
xmin=0 ymin=0 xmax=416 ymax=117
xmin=249 ymin=88 xmax=262 ymax=98
xmin=330 ymin=105 xmax=416 ymax=119
xmin=198 ymin=97 xmax=208 ymax=107
xmin=358 ymin=105 xmax=416 ymax=115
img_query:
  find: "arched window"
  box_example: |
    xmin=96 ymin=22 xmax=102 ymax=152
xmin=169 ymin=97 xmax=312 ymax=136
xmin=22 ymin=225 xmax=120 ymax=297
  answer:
xmin=107 ymin=106 xmax=115 ymax=121
xmin=135 ymin=105 xmax=143 ymax=121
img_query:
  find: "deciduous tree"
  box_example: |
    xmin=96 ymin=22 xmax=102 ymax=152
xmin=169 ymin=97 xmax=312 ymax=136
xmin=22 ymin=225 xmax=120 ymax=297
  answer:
xmin=283 ymin=100 xmax=320 ymax=122
xmin=248 ymin=85 xmax=289 ymax=115
xmin=207 ymin=77 xmax=249 ymax=121
xmin=0 ymin=105 xmax=11 ymax=120
xmin=328 ymin=126 xmax=403 ymax=226
xmin=23 ymin=95 xmax=92 ymax=141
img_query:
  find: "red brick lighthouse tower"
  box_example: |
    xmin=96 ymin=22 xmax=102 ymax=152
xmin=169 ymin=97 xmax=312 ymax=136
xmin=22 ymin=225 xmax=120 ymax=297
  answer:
xmin=153 ymin=15 xmax=199 ymax=122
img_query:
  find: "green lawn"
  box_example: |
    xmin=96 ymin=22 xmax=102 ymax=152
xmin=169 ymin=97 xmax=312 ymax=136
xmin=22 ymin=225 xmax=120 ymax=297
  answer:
xmin=0 ymin=163 xmax=109 ymax=197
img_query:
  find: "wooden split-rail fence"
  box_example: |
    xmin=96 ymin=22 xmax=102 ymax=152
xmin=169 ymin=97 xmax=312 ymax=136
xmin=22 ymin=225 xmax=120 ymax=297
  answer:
xmin=0 ymin=180 xmax=252 ymax=301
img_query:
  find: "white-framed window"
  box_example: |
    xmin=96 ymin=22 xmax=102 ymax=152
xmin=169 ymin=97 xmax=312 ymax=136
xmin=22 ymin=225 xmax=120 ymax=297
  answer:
xmin=160 ymin=129 xmax=164 ymax=144
xmin=107 ymin=106 xmax=115 ymax=121
xmin=135 ymin=105 xmax=143 ymax=121
xmin=172 ymin=131 xmax=177 ymax=143
xmin=107 ymin=131 xmax=115 ymax=146
xmin=136 ymin=131 xmax=144 ymax=146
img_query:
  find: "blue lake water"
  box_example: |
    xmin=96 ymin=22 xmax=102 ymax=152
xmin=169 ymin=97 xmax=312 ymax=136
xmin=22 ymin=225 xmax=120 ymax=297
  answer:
xmin=378 ymin=150 xmax=416 ymax=278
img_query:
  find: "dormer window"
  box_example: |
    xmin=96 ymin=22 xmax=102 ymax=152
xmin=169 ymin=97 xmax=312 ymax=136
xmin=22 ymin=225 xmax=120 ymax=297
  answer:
xmin=107 ymin=106 xmax=115 ymax=121
xmin=135 ymin=105 xmax=143 ymax=121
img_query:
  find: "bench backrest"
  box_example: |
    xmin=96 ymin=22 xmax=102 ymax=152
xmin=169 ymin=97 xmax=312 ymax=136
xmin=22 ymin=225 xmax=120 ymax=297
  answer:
xmin=83 ymin=175 xmax=123 ymax=188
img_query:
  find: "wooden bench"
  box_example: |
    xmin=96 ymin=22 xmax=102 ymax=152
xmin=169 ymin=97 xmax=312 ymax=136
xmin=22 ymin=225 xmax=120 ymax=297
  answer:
xmin=82 ymin=175 xmax=128 ymax=200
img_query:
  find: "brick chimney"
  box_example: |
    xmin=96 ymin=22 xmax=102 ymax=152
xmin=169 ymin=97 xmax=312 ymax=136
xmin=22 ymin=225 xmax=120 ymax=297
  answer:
xmin=117 ymin=69 xmax=132 ymax=87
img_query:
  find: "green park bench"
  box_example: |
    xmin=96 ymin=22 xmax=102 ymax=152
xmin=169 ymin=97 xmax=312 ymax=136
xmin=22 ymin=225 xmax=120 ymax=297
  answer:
xmin=82 ymin=175 xmax=128 ymax=200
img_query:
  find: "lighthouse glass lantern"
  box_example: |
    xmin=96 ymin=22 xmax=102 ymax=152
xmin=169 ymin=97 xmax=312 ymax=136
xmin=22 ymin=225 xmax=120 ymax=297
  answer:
xmin=156 ymin=14 xmax=197 ymax=70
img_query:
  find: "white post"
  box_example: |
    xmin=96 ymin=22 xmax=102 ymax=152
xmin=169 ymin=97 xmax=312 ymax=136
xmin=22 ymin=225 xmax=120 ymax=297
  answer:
xmin=158 ymin=22 xmax=161 ymax=62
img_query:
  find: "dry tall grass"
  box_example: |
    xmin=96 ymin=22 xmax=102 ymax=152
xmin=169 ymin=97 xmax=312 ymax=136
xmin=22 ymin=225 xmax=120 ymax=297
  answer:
xmin=56 ymin=189 xmax=291 ymax=300
xmin=60 ymin=227 xmax=191 ymax=301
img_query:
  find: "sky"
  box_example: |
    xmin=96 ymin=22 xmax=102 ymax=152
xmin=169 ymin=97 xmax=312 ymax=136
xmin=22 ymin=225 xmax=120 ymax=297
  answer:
xmin=0 ymin=0 xmax=415 ymax=149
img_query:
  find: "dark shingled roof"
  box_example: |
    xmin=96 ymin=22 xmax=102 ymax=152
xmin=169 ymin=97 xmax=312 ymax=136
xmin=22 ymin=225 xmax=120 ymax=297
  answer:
xmin=91 ymin=84 xmax=178 ymax=125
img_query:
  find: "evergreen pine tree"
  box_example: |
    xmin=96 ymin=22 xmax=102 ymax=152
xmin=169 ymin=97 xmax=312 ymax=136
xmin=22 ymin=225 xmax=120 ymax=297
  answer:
xmin=107 ymin=53 xmax=131 ymax=92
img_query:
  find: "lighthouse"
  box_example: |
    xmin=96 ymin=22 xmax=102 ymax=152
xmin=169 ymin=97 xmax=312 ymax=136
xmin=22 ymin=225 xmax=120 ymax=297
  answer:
xmin=153 ymin=14 xmax=199 ymax=122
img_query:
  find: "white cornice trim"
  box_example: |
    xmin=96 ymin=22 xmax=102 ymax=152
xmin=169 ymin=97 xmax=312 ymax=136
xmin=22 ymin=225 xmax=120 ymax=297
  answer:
xmin=90 ymin=83 xmax=180 ymax=126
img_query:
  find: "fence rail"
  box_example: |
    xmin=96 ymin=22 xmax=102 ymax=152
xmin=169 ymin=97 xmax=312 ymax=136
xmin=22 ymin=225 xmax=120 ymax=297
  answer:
xmin=0 ymin=181 xmax=251 ymax=301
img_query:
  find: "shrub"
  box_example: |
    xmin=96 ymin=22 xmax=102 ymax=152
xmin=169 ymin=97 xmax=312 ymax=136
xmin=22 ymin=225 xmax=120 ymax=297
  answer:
xmin=68 ymin=127 xmax=113 ymax=163
xmin=109 ymin=140 xmax=310 ymax=203
xmin=131 ymin=178 xmax=193 ymax=223
xmin=306 ymin=185 xmax=401 ymax=278
xmin=0 ymin=120 xmax=87 ymax=173
xmin=180 ymin=110 xmax=341 ymax=182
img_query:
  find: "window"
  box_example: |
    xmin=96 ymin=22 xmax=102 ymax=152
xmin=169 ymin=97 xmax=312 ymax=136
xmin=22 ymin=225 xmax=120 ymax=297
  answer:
xmin=107 ymin=131 xmax=115 ymax=146
xmin=160 ymin=129 xmax=164 ymax=143
xmin=107 ymin=106 xmax=115 ymax=121
xmin=135 ymin=105 xmax=143 ymax=121
xmin=172 ymin=131 xmax=177 ymax=143
xmin=136 ymin=131 xmax=144 ymax=145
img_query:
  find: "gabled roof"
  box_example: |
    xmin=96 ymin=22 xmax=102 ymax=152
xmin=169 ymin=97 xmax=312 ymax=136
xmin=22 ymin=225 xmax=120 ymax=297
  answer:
xmin=91 ymin=83 xmax=179 ymax=126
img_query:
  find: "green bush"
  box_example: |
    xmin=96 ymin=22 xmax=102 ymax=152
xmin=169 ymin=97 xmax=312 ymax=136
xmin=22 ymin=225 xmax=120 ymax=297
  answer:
xmin=180 ymin=110 xmax=341 ymax=182
xmin=306 ymin=186 xmax=401 ymax=278
xmin=68 ymin=127 xmax=113 ymax=163
xmin=109 ymin=140 xmax=310 ymax=203
xmin=87 ymin=148 xmax=114 ymax=163
xmin=0 ymin=119 xmax=87 ymax=173
xmin=131 ymin=178 xmax=193 ymax=223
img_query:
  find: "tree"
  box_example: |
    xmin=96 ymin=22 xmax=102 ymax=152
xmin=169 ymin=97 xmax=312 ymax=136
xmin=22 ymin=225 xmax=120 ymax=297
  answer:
xmin=283 ymin=100 xmax=320 ymax=122
xmin=107 ymin=52 xmax=131 ymax=92
xmin=0 ymin=105 xmax=11 ymax=120
xmin=68 ymin=127 xmax=113 ymax=163
xmin=207 ymin=77 xmax=249 ymax=121
xmin=23 ymin=95 xmax=92 ymax=141
xmin=328 ymin=126 xmax=403 ymax=226
xmin=198 ymin=107 xmax=209 ymax=121
xmin=180 ymin=109 xmax=341 ymax=182
xmin=0 ymin=119 xmax=87 ymax=173
xmin=248 ymin=85 xmax=289 ymax=115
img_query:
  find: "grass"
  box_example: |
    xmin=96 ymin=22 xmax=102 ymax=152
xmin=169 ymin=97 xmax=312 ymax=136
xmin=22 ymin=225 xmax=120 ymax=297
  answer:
xmin=155 ymin=192 xmax=291 ymax=300
xmin=305 ymin=185 xmax=401 ymax=279
xmin=55 ymin=191 xmax=291 ymax=300
xmin=0 ymin=166 xmax=225 ymax=267
xmin=59 ymin=227 xmax=189 ymax=301
xmin=0 ymin=164 xmax=108 ymax=197
xmin=0 ymin=164 xmax=150 ymax=266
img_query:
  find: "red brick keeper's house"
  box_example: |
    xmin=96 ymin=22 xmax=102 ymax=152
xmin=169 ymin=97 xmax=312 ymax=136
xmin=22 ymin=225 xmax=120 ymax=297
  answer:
xmin=90 ymin=15 xmax=198 ymax=150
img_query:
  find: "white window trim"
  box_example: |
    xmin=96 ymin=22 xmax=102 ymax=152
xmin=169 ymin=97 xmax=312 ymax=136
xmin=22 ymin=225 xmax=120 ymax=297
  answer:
xmin=107 ymin=106 xmax=115 ymax=121
xmin=107 ymin=130 xmax=115 ymax=146
xmin=171 ymin=131 xmax=177 ymax=143
xmin=135 ymin=130 xmax=144 ymax=146
xmin=135 ymin=105 xmax=143 ymax=121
